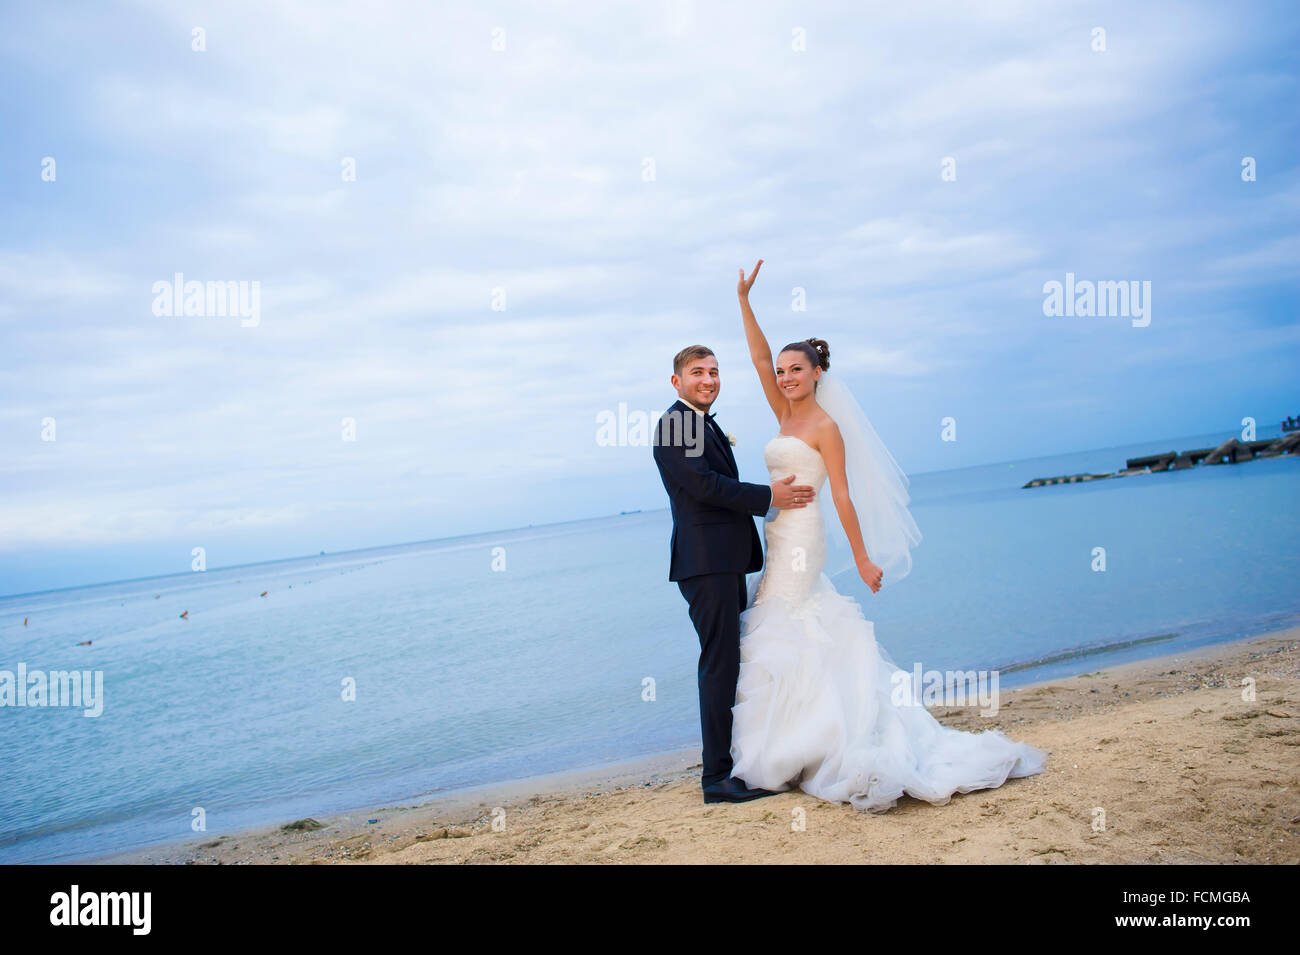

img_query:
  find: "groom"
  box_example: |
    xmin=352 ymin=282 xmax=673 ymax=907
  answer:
xmin=652 ymin=345 xmax=816 ymax=804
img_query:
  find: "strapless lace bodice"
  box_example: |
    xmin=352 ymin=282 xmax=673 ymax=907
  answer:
xmin=764 ymin=433 xmax=828 ymax=489
xmin=755 ymin=434 xmax=828 ymax=607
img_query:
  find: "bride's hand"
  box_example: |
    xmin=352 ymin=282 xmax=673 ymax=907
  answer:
xmin=737 ymin=258 xmax=763 ymax=299
xmin=857 ymin=554 xmax=883 ymax=593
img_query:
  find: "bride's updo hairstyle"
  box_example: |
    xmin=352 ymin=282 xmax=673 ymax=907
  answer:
xmin=779 ymin=337 xmax=831 ymax=390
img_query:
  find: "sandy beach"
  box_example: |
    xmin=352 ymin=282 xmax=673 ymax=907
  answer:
xmin=87 ymin=629 xmax=1300 ymax=865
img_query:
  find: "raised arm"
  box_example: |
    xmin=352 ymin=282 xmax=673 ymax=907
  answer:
xmin=737 ymin=259 xmax=787 ymax=424
xmin=815 ymin=417 xmax=885 ymax=593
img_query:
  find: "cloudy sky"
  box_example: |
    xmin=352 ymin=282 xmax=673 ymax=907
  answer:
xmin=1 ymin=0 xmax=1296 ymax=595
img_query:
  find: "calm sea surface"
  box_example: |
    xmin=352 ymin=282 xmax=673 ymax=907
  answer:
xmin=2 ymin=429 xmax=1297 ymax=862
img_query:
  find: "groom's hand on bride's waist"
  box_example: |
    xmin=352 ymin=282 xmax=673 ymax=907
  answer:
xmin=770 ymin=474 xmax=814 ymax=509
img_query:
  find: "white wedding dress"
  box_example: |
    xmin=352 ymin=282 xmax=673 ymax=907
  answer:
xmin=730 ymin=433 xmax=1047 ymax=811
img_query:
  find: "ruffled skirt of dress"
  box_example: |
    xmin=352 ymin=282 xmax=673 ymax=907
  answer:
xmin=730 ymin=573 xmax=1048 ymax=812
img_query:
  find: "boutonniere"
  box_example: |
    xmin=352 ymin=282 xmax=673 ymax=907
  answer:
xmin=727 ymin=433 xmax=737 ymax=446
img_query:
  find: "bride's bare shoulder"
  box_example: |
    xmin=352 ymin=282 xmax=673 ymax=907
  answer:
xmin=809 ymin=413 xmax=842 ymax=451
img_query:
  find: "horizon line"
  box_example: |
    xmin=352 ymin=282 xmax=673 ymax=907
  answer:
xmin=1 ymin=421 xmax=1287 ymax=601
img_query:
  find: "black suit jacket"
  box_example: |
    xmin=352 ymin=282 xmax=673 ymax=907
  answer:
xmin=652 ymin=399 xmax=772 ymax=581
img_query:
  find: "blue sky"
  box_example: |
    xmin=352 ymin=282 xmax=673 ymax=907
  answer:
xmin=1 ymin=0 xmax=1297 ymax=595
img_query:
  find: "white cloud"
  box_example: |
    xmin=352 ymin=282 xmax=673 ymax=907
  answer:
xmin=0 ymin=0 xmax=1295 ymax=577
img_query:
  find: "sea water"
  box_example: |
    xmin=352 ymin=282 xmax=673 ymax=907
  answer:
xmin=1 ymin=430 xmax=1296 ymax=862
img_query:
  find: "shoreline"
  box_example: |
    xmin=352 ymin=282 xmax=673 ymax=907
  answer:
xmin=72 ymin=625 xmax=1300 ymax=865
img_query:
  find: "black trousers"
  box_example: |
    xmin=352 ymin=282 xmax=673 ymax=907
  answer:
xmin=677 ymin=572 xmax=749 ymax=787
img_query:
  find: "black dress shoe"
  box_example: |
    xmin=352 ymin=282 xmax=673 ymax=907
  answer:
xmin=702 ymin=777 xmax=780 ymax=804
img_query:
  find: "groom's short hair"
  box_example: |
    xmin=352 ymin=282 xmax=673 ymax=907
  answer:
xmin=673 ymin=345 xmax=715 ymax=376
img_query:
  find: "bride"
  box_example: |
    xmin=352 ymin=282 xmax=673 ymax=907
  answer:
xmin=729 ymin=259 xmax=1047 ymax=812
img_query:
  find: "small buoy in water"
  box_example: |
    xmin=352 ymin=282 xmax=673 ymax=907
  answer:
xmin=179 ymin=610 xmax=189 ymax=619
xmin=154 ymin=595 xmax=160 ymax=599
